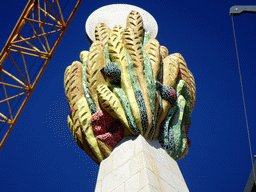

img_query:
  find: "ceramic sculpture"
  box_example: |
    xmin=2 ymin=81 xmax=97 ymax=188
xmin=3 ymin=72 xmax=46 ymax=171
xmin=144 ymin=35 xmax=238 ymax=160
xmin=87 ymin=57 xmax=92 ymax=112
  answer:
xmin=64 ymin=10 xmax=196 ymax=164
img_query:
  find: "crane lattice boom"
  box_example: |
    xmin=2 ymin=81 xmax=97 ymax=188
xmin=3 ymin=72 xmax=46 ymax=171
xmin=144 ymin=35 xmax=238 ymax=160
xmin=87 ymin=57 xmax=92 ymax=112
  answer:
xmin=0 ymin=0 xmax=82 ymax=150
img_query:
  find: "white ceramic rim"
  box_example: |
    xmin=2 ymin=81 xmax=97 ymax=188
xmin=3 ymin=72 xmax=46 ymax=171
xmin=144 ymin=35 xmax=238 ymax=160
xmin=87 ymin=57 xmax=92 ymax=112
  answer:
xmin=85 ymin=4 xmax=158 ymax=42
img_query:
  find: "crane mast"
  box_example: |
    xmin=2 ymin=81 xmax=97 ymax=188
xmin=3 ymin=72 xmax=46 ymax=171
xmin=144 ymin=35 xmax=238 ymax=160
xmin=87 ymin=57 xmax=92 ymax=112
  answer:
xmin=0 ymin=0 xmax=82 ymax=149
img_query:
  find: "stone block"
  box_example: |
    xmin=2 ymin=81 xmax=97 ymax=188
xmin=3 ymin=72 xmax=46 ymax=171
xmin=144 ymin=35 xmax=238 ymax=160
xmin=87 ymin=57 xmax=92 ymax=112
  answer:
xmin=139 ymin=185 xmax=159 ymax=192
xmin=112 ymin=183 xmax=125 ymax=192
xmin=125 ymin=171 xmax=140 ymax=191
xmin=159 ymin=177 xmax=176 ymax=191
xmin=134 ymin=135 xmax=151 ymax=156
xmin=165 ymin=152 xmax=186 ymax=184
xmin=129 ymin=151 xmax=147 ymax=176
xmin=95 ymin=135 xmax=189 ymax=192
xmin=112 ymin=137 xmax=135 ymax=170
xmin=97 ymin=154 xmax=113 ymax=182
xmin=95 ymin=179 xmax=102 ymax=192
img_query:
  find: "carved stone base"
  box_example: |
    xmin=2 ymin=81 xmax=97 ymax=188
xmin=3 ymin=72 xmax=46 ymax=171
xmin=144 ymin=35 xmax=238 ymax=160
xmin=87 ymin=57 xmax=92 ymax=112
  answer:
xmin=95 ymin=135 xmax=189 ymax=192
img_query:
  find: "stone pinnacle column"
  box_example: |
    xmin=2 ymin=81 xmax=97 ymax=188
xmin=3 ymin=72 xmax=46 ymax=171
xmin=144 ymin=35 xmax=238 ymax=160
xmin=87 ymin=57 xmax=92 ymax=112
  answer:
xmin=95 ymin=135 xmax=189 ymax=192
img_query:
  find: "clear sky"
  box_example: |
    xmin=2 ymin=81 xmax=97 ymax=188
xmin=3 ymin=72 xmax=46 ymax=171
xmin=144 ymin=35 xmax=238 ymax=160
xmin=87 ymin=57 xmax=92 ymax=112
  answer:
xmin=1 ymin=0 xmax=256 ymax=191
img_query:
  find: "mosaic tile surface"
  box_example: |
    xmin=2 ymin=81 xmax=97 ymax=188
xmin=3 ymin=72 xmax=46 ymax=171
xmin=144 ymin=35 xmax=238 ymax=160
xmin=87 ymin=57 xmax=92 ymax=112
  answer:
xmin=64 ymin=11 xmax=196 ymax=164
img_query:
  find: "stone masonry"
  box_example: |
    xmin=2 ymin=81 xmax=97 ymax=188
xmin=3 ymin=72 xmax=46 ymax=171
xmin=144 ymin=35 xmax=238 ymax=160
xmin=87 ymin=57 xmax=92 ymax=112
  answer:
xmin=95 ymin=135 xmax=189 ymax=192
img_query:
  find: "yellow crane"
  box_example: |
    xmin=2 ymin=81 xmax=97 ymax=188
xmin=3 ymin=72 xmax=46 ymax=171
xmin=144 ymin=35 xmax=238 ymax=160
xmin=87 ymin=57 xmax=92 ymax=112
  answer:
xmin=0 ymin=0 xmax=82 ymax=149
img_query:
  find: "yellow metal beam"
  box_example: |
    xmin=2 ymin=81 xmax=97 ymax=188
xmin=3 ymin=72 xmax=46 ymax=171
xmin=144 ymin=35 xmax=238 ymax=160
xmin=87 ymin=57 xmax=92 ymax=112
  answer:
xmin=0 ymin=0 xmax=82 ymax=150
xmin=24 ymin=17 xmax=62 ymax=28
xmin=1 ymin=68 xmax=28 ymax=88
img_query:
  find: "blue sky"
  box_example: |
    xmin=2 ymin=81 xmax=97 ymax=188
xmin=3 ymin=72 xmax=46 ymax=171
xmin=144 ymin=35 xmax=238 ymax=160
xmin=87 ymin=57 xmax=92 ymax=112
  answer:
xmin=1 ymin=0 xmax=256 ymax=191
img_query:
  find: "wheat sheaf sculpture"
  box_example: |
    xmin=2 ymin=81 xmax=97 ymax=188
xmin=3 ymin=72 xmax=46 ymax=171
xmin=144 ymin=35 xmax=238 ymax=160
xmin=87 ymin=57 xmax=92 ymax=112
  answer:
xmin=64 ymin=10 xmax=196 ymax=164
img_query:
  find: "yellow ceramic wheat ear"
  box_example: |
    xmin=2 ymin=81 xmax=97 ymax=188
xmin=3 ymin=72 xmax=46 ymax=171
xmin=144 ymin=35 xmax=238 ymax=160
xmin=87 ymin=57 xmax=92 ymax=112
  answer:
xmin=144 ymin=39 xmax=161 ymax=81
xmin=97 ymin=84 xmax=135 ymax=136
xmin=160 ymin=46 xmax=169 ymax=59
xmin=107 ymin=25 xmax=124 ymax=68
xmin=76 ymin=97 xmax=104 ymax=162
xmin=95 ymin=23 xmax=111 ymax=47
xmin=79 ymin=50 xmax=89 ymax=63
xmin=67 ymin=113 xmax=100 ymax=164
xmin=64 ymin=62 xmax=83 ymax=149
xmin=86 ymin=41 xmax=106 ymax=110
xmin=108 ymin=25 xmax=143 ymax=134
xmin=126 ymin=11 xmax=144 ymax=43
xmin=188 ymin=69 xmax=196 ymax=110
xmin=64 ymin=61 xmax=104 ymax=163
xmin=123 ymin=27 xmax=152 ymax=137
xmin=163 ymin=54 xmax=179 ymax=88
xmin=97 ymin=139 xmax=112 ymax=159
xmin=64 ymin=61 xmax=84 ymax=109
xmin=64 ymin=66 xmax=71 ymax=106
xmin=174 ymin=53 xmax=196 ymax=110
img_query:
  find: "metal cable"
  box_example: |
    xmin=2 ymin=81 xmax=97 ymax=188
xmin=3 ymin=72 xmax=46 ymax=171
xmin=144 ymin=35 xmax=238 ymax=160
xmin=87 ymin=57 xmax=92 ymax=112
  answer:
xmin=231 ymin=15 xmax=256 ymax=185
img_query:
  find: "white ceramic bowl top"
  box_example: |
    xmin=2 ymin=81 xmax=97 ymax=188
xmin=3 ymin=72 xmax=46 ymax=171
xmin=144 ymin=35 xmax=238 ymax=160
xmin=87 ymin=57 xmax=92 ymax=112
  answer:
xmin=85 ymin=4 xmax=158 ymax=42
